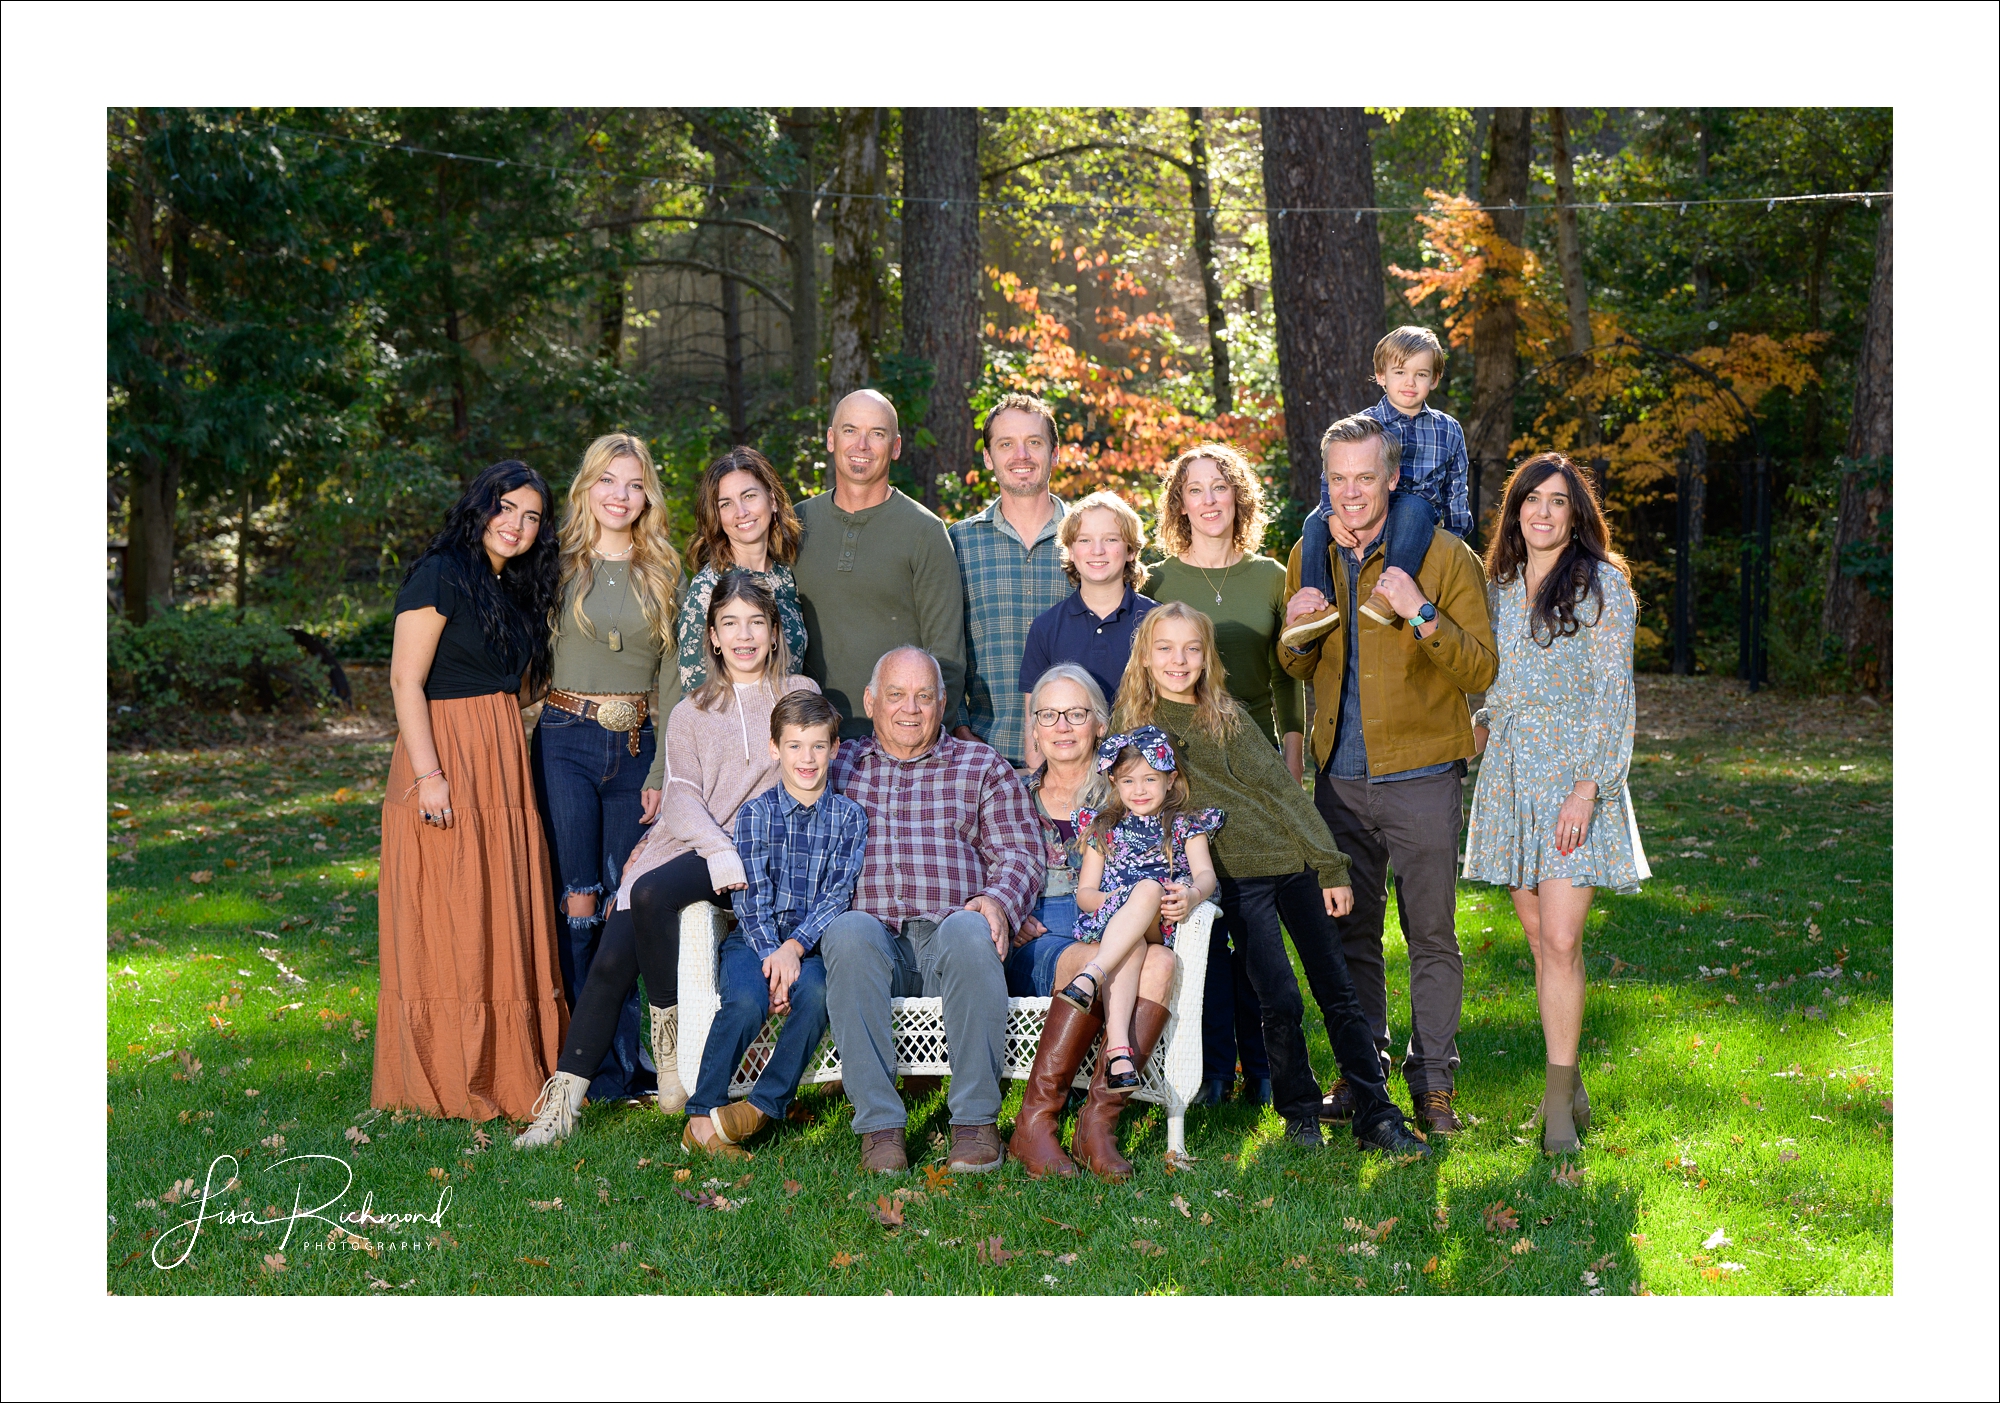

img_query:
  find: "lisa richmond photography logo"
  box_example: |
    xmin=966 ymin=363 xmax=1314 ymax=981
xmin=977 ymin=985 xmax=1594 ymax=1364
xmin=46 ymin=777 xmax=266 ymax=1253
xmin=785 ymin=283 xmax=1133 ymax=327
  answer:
xmin=148 ymin=1154 xmax=452 ymax=1270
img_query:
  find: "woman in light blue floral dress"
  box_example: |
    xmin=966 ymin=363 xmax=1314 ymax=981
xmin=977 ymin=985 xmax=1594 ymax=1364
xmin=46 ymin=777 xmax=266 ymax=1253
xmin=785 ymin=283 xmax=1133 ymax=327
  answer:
xmin=677 ymin=448 xmax=809 ymax=694
xmin=1463 ymin=453 xmax=1650 ymax=1155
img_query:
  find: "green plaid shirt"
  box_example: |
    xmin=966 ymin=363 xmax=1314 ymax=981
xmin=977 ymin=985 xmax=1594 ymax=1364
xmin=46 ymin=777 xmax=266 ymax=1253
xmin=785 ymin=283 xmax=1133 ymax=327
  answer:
xmin=947 ymin=494 xmax=1069 ymax=765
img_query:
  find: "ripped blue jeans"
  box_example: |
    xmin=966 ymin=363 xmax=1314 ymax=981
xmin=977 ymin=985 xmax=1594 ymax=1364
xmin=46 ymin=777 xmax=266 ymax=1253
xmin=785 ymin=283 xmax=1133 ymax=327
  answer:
xmin=531 ymin=704 xmax=657 ymax=1102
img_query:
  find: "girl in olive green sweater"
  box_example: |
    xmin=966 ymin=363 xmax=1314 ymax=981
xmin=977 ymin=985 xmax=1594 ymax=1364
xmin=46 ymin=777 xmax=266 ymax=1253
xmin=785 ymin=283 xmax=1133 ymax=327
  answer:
xmin=1114 ymin=601 xmax=1427 ymax=1157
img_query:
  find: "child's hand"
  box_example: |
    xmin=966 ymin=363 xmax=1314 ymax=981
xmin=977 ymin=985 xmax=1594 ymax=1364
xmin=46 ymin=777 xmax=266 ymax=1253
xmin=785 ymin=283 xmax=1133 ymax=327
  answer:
xmin=762 ymin=941 xmax=803 ymax=1012
xmin=1322 ymin=885 xmax=1355 ymax=919
xmin=1327 ymin=515 xmax=1360 ymax=550
xmin=1159 ymin=880 xmax=1193 ymax=925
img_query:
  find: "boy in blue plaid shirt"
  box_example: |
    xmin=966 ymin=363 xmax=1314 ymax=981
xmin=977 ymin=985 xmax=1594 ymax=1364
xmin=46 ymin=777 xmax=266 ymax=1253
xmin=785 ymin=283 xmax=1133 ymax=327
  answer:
xmin=685 ymin=692 xmax=868 ymax=1156
xmin=1281 ymin=326 xmax=1472 ymax=648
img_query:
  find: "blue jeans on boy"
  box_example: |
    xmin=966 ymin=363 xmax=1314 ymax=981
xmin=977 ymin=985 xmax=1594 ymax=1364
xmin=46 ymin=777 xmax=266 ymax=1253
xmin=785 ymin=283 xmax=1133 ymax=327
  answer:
xmin=531 ymin=706 xmax=657 ymax=1102
xmin=1298 ymin=488 xmax=1441 ymax=606
xmin=687 ymin=931 xmax=830 ymax=1121
xmin=1005 ymin=893 xmax=1078 ymax=997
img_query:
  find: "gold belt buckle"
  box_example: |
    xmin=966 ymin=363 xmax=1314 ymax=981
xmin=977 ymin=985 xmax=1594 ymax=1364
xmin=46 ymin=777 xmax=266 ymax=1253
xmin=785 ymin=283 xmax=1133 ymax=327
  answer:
xmin=594 ymin=698 xmax=639 ymax=733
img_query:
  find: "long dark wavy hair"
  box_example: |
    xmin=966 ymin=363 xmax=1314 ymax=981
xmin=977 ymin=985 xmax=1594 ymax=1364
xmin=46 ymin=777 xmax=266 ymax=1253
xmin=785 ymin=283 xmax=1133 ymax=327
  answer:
xmin=1483 ymin=452 xmax=1630 ymax=646
xmin=402 ymin=460 xmax=561 ymax=692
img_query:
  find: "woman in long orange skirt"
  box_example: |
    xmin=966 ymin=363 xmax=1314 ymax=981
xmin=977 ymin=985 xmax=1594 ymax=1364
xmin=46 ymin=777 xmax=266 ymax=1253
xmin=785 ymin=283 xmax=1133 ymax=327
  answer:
xmin=375 ymin=460 xmax=569 ymax=1122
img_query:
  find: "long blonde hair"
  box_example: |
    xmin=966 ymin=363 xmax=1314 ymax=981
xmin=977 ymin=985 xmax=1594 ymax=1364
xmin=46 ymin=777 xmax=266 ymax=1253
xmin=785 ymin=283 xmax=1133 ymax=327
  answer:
xmin=557 ymin=433 xmax=680 ymax=646
xmin=1112 ymin=600 xmax=1243 ymax=741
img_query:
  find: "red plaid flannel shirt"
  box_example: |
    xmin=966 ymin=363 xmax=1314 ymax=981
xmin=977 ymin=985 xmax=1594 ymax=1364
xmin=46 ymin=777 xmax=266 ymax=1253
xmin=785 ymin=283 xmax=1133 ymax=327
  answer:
xmin=829 ymin=732 xmax=1042 ymax=931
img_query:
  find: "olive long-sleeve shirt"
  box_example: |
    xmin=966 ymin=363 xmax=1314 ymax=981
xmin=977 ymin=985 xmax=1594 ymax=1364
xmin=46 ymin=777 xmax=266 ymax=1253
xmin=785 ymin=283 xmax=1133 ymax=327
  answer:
xmin=793 ymin=488 xmax=967 ymax=741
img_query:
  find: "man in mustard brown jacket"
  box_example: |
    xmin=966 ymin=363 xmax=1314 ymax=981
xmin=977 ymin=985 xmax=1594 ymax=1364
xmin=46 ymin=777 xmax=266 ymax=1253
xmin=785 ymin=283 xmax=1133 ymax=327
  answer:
xmin=1281 ymin=413 xmax=1497 ymax=1136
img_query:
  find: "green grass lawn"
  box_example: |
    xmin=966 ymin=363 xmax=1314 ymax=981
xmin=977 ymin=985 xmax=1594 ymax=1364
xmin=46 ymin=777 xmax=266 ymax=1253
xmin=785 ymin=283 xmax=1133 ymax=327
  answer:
xmin=105 ymin=676 xmax=1891 ymax=1296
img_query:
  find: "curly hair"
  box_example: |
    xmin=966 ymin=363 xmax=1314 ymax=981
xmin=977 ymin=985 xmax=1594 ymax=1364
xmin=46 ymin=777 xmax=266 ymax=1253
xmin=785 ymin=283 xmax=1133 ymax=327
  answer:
xmin=1484 ymin=452 xmax=1632 ymax=646
xmin=402 ymin=460 xmax=560 ymax=694
xmin=1155 ymin=442 xmax=1268 ymax=559
xmin=556 ymin=432 xmax=680 ymax=651
xmin=686 ymin=446 xmax=803 ymax=575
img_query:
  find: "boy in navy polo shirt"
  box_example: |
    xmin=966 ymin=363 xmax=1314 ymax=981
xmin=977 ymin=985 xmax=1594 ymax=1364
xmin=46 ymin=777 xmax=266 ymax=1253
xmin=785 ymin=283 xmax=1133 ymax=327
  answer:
xmin=1280 ymin=326 xmax=1472 ymax=647
xmin=1018 ymin=491 xmax=1156 ymax=766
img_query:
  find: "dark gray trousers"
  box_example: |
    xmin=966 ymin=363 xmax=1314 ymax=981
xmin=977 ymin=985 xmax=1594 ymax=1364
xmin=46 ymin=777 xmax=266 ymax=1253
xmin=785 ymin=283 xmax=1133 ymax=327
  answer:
xmin=1314 ymin=768 xmax=1465 ymax=1093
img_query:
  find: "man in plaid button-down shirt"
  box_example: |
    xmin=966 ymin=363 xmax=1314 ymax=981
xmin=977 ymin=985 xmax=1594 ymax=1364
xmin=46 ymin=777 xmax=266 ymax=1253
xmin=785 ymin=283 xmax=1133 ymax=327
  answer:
xmin=821 ymin=646 xmax=1043 ymax=1176
xmin=948 ymin=393 xmax=1070 ymax=768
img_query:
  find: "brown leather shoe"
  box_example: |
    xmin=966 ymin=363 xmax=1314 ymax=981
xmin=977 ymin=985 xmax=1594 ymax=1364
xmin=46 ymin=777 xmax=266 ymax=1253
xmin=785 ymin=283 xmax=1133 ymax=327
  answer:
xmin=1071 ymin=997 xmax=1169 ymax=1182
xmin=859 ymin=1128 xmax=908 ymax=1174
xmin=1318 ymin=1079 xmax=1357 ymax=1123
xmin=1008 ymin=997 xmax=1103 ymax=1179
xmin=1413 ymin=1088 xmax=1461 ymax=1136
xmin=946 ymin=1123 xmax=1005 ymax=1174
xmin=710 ymin=1100 xmax=771 ymax=1145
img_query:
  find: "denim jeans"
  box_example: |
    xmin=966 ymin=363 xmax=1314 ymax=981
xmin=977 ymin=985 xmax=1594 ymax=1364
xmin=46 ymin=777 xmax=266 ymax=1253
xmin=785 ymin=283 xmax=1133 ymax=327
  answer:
xmin=1215 ymin=867 xmax=1404 ymax=1134
xmin=1298 ymin=487 xmax=1442 ymax=602
xmin=1004 ymin=893 xmax=1077 ymax=997
xmin=686 ymin=932 xmax=829 ymax=1121
xmin=531 ymin=705 xmax=656 ymax=1101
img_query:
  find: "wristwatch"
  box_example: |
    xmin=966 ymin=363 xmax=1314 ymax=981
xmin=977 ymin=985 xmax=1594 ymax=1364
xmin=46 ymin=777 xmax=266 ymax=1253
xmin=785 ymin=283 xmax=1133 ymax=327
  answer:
xmin=1406 ymin=601 xmax=1437 ymax=630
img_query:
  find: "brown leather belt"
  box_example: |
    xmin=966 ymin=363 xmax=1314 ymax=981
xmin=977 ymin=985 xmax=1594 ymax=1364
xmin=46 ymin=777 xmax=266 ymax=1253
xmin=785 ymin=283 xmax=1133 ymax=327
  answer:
xmin=546 ymin=689 xmax=649 ymax=756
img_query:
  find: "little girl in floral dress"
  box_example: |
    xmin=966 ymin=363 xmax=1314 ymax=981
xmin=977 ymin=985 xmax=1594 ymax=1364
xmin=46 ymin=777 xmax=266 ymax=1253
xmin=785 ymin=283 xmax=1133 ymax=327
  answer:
xmin=1064 ymin=726 xmax=1222 ymax=1089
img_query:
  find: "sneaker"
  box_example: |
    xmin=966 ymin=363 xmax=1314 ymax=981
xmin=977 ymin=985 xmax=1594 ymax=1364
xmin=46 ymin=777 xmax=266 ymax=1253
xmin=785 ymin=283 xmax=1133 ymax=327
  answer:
xmin=681 ymin=1117 xmax=748 ymax=1161
xmin=1278 ymin=606 xmax=1340 ymax=652
xmin=1356 ymin=591 xmax=1398 ymax=626
xmin=859 ymin=1128 xmax=908 ymax=1174
xmin=1283 ymin=1116 xmax=1325 ymax=1149
xmin=710 ymin=1100 xmax=772 ymax=1145
xmin=1355 ymin=1116 xmax=1431 ymax=1157
xmin=1413 ymin=1088 xmax=1461 ymax=1136
xmin=946 ymin=1123 xmax=1006 ymax=1174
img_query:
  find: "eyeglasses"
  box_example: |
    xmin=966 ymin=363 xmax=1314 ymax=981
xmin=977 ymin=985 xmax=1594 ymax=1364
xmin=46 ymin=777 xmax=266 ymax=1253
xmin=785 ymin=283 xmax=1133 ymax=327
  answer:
xmin=1033 ymin=707 xmax=1095 ymax=728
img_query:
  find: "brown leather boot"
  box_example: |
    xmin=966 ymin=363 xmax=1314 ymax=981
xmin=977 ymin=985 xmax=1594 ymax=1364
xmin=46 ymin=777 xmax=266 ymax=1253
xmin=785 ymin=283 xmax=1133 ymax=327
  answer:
xmin=1071 ymin=997 xmax=1169 ymax=1182
xmin=1008 ymin=997 xmax=1104 ymax=1179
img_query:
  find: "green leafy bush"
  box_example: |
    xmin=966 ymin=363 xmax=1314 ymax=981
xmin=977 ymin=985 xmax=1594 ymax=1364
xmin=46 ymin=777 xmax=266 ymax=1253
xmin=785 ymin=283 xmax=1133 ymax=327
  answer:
xmin=321 ymin=610 xmax=397 ymax=664
xmin=108 ymin=608 xmax=330 ymax=715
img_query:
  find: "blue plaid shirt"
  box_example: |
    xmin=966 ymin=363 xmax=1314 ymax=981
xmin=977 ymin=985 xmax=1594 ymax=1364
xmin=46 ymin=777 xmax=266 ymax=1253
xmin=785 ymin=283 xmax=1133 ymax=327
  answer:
xmin=947 ymin=494 xmax=1070 ymax=765
xmin=1317 ymin=395 xmax=1470 ymax=538
xmin=730 ymin=783 xmax=869 ymax=958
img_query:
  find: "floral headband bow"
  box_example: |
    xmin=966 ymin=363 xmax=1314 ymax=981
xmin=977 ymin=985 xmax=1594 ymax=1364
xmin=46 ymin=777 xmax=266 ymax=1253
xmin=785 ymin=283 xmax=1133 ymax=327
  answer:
xmin=1096 ymin=725 xmax=1177 ymax=775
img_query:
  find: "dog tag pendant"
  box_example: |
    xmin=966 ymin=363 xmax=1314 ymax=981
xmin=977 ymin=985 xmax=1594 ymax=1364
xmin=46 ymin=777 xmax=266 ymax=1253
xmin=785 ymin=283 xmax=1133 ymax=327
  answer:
xmin=607 ymin=627 xmax=623 ymax=653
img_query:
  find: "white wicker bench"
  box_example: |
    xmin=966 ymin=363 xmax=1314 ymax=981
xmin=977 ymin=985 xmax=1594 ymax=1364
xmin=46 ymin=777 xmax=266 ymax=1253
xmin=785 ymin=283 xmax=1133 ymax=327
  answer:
xmin=675 ymin=900 xmax=1216 ymax=1155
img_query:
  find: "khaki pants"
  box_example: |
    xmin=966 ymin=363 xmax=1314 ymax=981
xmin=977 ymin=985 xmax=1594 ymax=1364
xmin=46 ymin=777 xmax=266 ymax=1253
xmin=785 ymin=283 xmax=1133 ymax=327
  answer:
xmin=1314 ymin=768 xmax=1465 ymax=1094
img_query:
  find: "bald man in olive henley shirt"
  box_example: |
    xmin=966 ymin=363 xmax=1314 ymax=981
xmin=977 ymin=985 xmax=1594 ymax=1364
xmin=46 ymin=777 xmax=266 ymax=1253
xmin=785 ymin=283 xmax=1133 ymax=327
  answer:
xmin=794 ymin=390 xmax=967 ymax=740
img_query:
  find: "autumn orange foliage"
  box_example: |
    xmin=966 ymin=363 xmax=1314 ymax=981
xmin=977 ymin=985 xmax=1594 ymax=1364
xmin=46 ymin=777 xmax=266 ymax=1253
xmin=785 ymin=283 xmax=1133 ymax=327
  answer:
xmin=984 ymin=252 xmax=1282 ymax=509
xmin=1391 ymin=192 xmax=1824 ymax=502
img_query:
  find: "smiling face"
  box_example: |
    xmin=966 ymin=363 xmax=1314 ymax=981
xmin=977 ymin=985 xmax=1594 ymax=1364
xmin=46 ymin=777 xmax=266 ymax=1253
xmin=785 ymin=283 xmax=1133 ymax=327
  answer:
xmin=588 ymin=454 xmax=647 ymax=536
xmin=709 ymin=600 xmax=774 ymax=682
xmin=1324 ymin=436 xmax=1399 ymax=542
xmin=1375 ymin=351 xmax=1439 ymax=415
xmin=1180 ymin=457 xmax=1237 ymax=546
xmin=1113 ymin=759 xmax=1168 ymax=816
xmin=825 ymin=391 xmax=901 ymax=494
xmin=1031 ymin=676 xmax=1104 ymax=766
xmin=771 ymin=721 xmax=837 ymax=796
xmin=1145 ymin=615 xmax=1205 ymax=704
xmin=982 ymin=406 xmax=1055 ymax=501
xmin=483 ymin=486 xmax=546 ymax=567
xmin=714 ymin=468 xmax=774 ymax=560
xmin=1519 ymin=471 xmax=1576 ymax=554
xmin=1070 ymin=507 xmax=1130 ymax=587
xmin=864 ymin=648 xmax=945 ymax=760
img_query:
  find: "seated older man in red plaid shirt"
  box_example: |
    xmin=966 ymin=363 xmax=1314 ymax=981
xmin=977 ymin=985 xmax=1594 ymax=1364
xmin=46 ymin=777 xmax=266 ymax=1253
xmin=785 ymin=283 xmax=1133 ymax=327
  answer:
xmin=821 ymin=645 xmax=1043 ymax=1175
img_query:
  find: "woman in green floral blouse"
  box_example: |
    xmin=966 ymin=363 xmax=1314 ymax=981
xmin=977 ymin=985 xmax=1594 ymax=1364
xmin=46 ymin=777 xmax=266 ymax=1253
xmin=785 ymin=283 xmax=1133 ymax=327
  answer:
xmin=678 ymin=448 xmax=809 ymax=694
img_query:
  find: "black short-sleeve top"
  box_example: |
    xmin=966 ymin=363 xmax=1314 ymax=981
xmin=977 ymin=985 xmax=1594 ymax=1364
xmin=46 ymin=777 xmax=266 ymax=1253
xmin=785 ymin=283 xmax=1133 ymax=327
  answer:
xmin=394 ymin=555 xmax=526 ymax=700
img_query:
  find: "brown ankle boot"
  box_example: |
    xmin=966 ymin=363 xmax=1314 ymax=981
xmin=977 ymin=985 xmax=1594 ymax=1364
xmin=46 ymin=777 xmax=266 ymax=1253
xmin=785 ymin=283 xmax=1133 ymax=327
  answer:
xmin=1008 ymin=998 xmax=1103 ymax=1178
xmin=1071 ymin=998 xmax=1169 ymax=1182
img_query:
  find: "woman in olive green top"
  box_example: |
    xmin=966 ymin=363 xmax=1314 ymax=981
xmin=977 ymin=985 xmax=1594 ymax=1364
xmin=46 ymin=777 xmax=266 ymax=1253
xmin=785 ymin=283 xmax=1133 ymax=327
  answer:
xmin=1143 ymin=441 xmax=1302 ymax=1105
xmin=533 ymin=433 xmax=683 ymax=1107
xmin=1115 ymin=602 xmax=1425 ymax=1157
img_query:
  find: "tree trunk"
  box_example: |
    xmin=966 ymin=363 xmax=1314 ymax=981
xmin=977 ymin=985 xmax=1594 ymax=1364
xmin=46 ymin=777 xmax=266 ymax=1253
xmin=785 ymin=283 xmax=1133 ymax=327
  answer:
xmin=1467 ymin=108 xmax=1532 ymax=532
xmin=1822 ymin=197 xmax=1892 ymax=693
xmin=1260 ymin=107 xmax=1386 ymax=508
xmin=121 ymin=135 xmax=178 ymax=623
xmin=1464 ymin=107 xmax=1492 ymax=201
xmin=1685 ymin=429 xmax=1707 ymax=549
xmin=436 ymin=165 xmax=469 ymax=474
xmin=1186 ymin=107 xmax=1233 ymax=417
xmin=900 ymin=108 xmax=982 ymax=509
xmin=827 ymin=107 xmax=882 ymax=403
xmin=235 ymin=480 xmax=254 ymax=616
xmin=720 ymin=235 xmax=748 ymax=443
xmin=780 ymin=109 xmax=821 ymax=407
xmin=1548 ymin=108 xmax=1593 ymax=358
